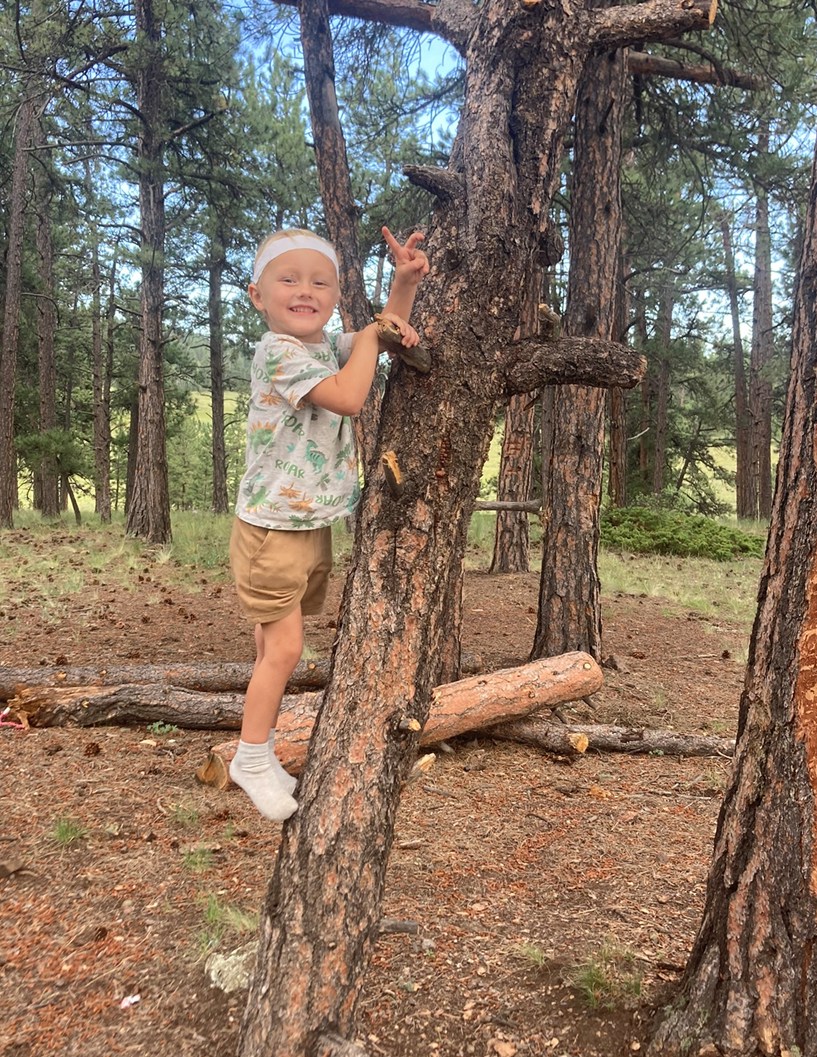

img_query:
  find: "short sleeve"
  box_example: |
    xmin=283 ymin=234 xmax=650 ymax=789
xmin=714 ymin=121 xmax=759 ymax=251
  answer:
xmin=260 ymin=333 xmax=336 ymax=409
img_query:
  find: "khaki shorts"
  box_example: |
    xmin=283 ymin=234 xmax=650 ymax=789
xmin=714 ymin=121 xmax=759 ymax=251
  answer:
xmin=230 ymin=518 xmax=333 ymax=624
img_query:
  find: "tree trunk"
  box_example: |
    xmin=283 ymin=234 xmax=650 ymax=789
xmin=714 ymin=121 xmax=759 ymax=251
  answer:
xmin=236 ymin=3 xmax=713 ymax=1054
xmin=489 ymin=267 xmax=542 ymax=573
xmin=749 ymin=126 xmax=774 ymax=522
xmin=90 ymin=234 xmax=113 ymax=522
xmin=607 ymin=248 xmax=630 ymax=508
xmin=99 ymin=250 xmax=117 ymax=518
xmin=531 ymin=37 xmax=626 ymax=662
xmin=720 ymin=213 xmax=753 ymax=520
xmin=34 ymin=130 xmax=60 ymax=519
xmin=648 ymin=119 xmax=817 ymax=1057
xmin=0 ymin=96 xmax=35 ymax=529
xmin=126 ymin=0 xmax=172 ymax=544
xmin=651 ymin=284 xmax=673 ymax=495
xmin=299 ymin=0 xmax=382 ymax=473
xmin=209 ymin=226 xmax=229 ymax=514
xmin=489 ymin=394 xmax=538 ymax=573
xmin=636 ymin=293 xmax=652 ymax=488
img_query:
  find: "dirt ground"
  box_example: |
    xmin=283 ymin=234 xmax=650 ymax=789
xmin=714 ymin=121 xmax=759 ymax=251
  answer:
xmin=0 ymin=532 xmax=751 ymax=1057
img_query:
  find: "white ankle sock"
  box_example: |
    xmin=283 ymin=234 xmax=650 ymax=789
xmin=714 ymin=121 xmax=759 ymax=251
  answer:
xmin=229 ymin=740 xmax=297 ymax=821
xmin=267 ymin=731 xmax=297 ymax=795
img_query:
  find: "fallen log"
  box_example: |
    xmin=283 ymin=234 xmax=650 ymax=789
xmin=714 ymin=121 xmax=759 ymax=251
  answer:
xmin=0 ymin=651 xmax=482 ymax=702
xmin=489 ymin=717 xmax=735 ymax=757
xmin=11 ymin=684 xmax=321 ymax=731
xmin=195 ymin=652 xmax=603 ymax=787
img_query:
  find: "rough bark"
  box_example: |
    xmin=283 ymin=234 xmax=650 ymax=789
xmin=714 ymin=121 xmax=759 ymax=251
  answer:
xmin=491 ymin=718 xmax=735 ymax=758
xmin=648 ymin=123 xmax=817 ymax=1057
xmin=125 ymin=0 xmax=172 ymax=544
xmin=532 ymin=37 xmax=626 ymax=662
xmin=0 ymin=653 xmax=483 ymax=701
xmin=0 ymin=96 xmax=35 ymax=529
xmin=720 ymin=213 xmax=753 ymax=520
xmin=209 ymin=226 xmax=229 ymax=515
xmin=236 ymin=3 xmax=716 ymax=1054
xmin=501 ymin=335 xmax=645 ymax=393
xmin=299 ymin=0 xmax=382 ymax=472
xmin=13 ymin=653 xmax=598 ymax=738
xmin=749 ymin=126 xmax=774 ymax=522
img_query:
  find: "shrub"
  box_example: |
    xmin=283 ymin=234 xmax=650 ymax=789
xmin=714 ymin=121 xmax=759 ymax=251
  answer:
xmin=601 ymin=506 xmax=765 ymax=561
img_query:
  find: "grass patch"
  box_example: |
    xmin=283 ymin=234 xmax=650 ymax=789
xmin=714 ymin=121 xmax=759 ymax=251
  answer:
xmin=197 ymin=893 xmax=258 ymax=955
xmin=52 ymin=817 xmax=88 ymax=846
xmin=598 ymin=550 xmax=761 ymax=625
xmin=566 ymin=942 xmax=643 ymax=1010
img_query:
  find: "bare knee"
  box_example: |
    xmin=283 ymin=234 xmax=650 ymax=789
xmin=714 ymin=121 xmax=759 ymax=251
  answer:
xmin=258 ymin=613 xmax=303 ymax=677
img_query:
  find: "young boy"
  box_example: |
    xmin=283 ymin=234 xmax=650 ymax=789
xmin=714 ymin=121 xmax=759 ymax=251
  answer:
xmin=229 ymin=225 xmax=429 ymax=820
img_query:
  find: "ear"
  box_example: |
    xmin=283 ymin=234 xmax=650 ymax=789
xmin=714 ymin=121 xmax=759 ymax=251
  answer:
xmin=248 ymin=282 xmax=264 ymax=312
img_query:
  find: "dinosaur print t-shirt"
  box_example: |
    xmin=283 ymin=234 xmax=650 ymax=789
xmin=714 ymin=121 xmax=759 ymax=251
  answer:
xmin=235 ymin=330 xmax=359 ymax=530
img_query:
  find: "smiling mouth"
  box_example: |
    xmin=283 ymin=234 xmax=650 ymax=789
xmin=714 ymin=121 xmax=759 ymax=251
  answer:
xmin=290 ymin=305 xmax=317 ymax=314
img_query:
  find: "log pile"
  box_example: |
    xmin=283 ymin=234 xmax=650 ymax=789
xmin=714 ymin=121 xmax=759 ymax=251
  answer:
xmin=2 ymin=652 xmax=736 ymax=789
xmin=195 ymin=651 xmax=605 ymax=786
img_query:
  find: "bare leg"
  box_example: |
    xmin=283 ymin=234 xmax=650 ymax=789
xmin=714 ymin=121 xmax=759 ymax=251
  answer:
xmin=241 ymin=608 xmax=304 ymax=742
xmin=253 ymin=621 xmax=298 ymax=793
xmin=229 ymin=608 xmax=303 ymax=820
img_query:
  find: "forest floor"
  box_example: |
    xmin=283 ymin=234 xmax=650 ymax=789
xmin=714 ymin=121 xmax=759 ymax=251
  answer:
xmin=0 ymin=527 xmax=754 ymax=1057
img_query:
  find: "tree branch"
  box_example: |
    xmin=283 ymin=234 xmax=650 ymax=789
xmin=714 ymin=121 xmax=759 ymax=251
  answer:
xmin=273 ymin=0 xmax=475 ymax=51
xmin=585 ymin=0 xmax=717 ymax=52
xmin=404 ymin=164 xmax=464 ymax=200
xmin=500 ymin=337 xmax=647 ymax=395
xmin=627 ymin=50 xmax=761 ymax=90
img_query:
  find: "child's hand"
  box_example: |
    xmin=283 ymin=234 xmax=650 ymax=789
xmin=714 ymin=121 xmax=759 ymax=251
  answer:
xmin=377 ymin=311 xmax=420 ymax=349
xmin=382 ymin=226 xmax=429 ymax=287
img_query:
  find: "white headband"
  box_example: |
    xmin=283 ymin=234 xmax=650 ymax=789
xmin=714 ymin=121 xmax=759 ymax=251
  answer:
xmin=252 ymin=235 xmax=339 ymax=283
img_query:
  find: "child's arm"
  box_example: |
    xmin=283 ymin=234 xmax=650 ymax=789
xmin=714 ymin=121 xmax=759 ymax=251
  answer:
xmin=307 ymin=313 xmax=419 ymax=416
xmin=381 ymin=226 xmax=429 ymax=322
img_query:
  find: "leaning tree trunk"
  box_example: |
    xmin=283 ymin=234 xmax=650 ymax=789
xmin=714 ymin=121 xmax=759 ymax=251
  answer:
xmin=531 ymin=36 xmax=626 ymax=662
xmin=648 ymin=114 xmax=817 ymax=1057
xmin=299 ymin=0 xmax=382 ymax=473
xmin=237 ymin=2 xmax=714 ymax=1054
xmin=0 ymin=95 xmax=35 ymax=529
xmin=720 ymin=213 xmax=753 ymax=520
xmin=749 ymin=126 xmax=774 ymax=522
xmin=126 ymin=0 xmax=172 ymax=544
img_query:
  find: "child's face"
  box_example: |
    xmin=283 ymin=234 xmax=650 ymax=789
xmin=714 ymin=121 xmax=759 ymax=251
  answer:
xmin=249 ymin=248 xmax=340 ymax=343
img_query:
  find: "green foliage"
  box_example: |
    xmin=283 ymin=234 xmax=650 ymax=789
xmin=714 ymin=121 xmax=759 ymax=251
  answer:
xmin=601 ymin=506 xmax=765 ymax=561
xmin=52 ymin=818 xmax=88 ymax=846
xmin=147 ymin=721 xmax=179 ymax=737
